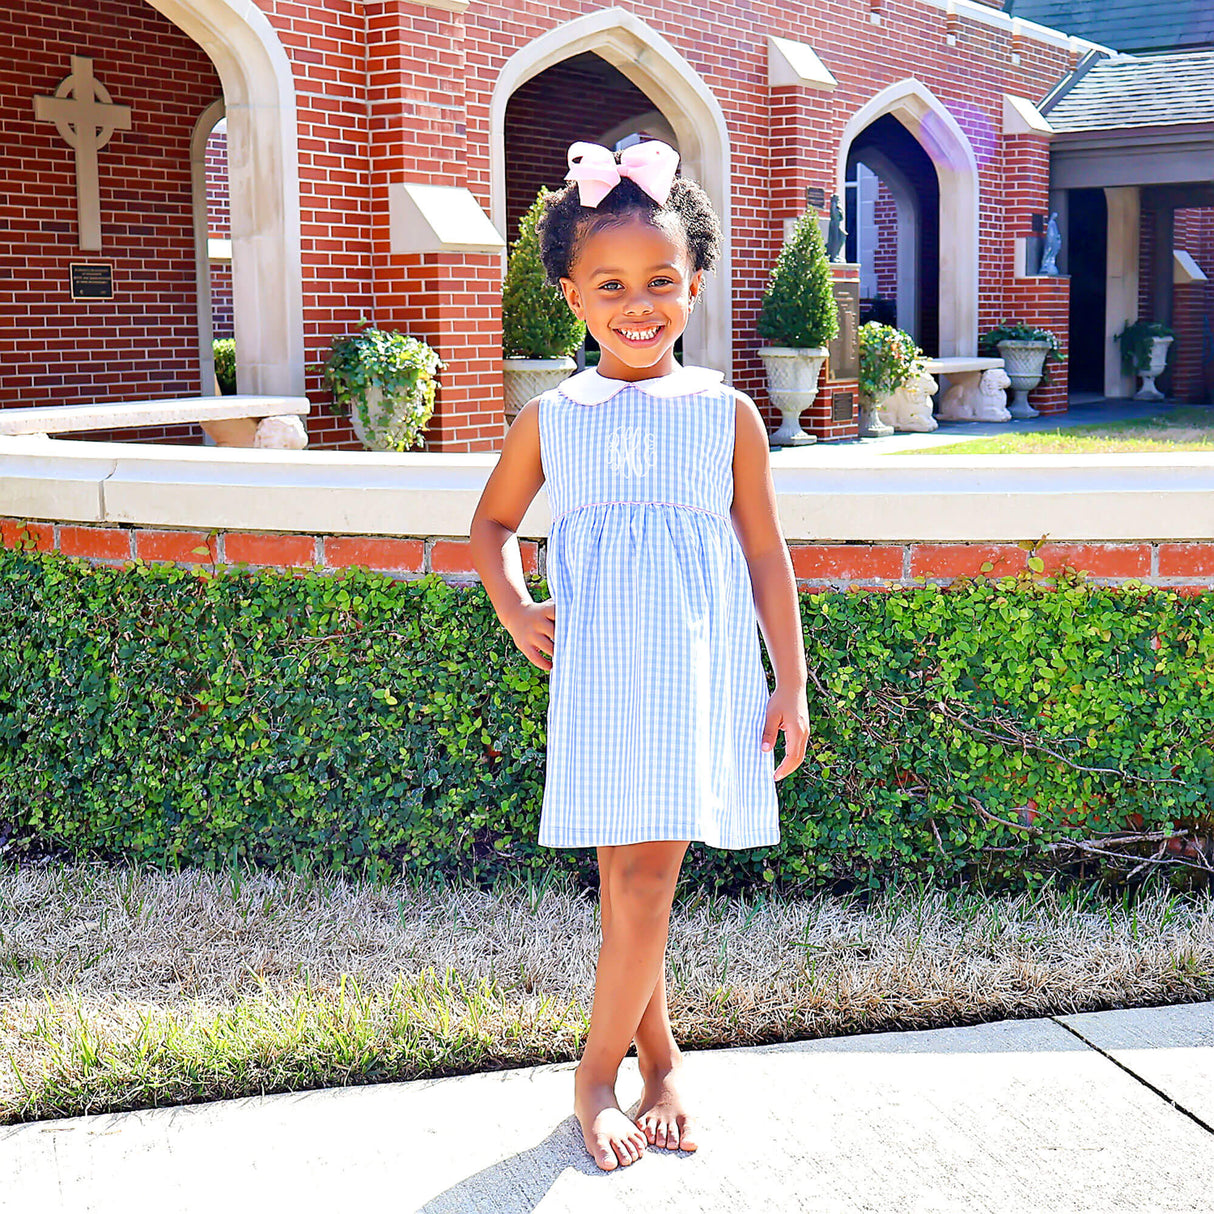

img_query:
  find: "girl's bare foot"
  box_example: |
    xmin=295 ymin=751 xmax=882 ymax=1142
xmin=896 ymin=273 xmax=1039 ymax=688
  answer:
xmin=635 ymin=1051 xmax=698 ymax=1151
xmin=574 ymin=1064 xmax=648 ymax=1171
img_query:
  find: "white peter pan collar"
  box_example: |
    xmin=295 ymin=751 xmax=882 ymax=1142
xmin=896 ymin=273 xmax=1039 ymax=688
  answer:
xmin=557 ymin=361 xmax=725 ymax=405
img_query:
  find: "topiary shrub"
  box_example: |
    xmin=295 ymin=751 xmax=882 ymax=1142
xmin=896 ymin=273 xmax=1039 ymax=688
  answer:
xmin=212 ymin=339 xmax=236 ymax=395
xmin=502 ymin=188 xmax=586 ymax=359
xmin=757 ymin=210 xmax=839 ymax=350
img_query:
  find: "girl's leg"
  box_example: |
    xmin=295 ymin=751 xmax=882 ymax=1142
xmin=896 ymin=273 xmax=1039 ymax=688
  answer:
xmin=598 ymin=845 xmax=698 ymax=1152
xmin=574 ymin=839 xmax=689 ymax=1171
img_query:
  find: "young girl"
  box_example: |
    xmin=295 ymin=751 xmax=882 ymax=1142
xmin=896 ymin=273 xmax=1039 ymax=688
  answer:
xmin=469 ymin=139 xmax=809 ymax=1172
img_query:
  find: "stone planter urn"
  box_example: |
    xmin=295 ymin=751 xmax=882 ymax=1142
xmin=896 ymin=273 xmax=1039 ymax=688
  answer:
xmin=1133 ymin=336 xmax=1174 ymax=401
xmin=858 ymin=390 xmax=895 ymax=437
xmin=997 ymin=339 xmax=1051 ymax=419
xmin=350 ymin=384 xmax=429 ymax=452
xmin=758 ymin=347 xmax=827 ymax=445
xmin=502 ymin=357 xmax=577 ymax=426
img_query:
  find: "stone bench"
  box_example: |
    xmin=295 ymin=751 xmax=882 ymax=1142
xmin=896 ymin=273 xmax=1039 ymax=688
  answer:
xmin=923 ymin=358 xmax=1010 ymax=424
xmin=0 ymin=395 xmax=311 ymax=448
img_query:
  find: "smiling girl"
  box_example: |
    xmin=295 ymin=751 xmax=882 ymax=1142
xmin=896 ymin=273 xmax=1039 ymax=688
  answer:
xmin=469 ymin=139 xmax=810 ymax=1173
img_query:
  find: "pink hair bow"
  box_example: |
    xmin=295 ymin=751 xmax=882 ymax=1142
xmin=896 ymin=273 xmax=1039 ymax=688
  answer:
xmin=565 ymin=139 xmax=680 ymax=208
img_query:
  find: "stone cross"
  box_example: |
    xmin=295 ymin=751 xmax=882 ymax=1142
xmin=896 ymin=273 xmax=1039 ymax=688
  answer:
xmin=33 ymin=56 xmax=131 ymax=251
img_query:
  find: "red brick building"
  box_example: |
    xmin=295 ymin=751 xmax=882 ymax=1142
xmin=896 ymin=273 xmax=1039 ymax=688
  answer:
xmin=2 ymin=0 xmax=1207 ymax=451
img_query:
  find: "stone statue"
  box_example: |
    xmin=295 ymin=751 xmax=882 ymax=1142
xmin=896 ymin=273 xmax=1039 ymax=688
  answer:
xmin=937 ymin=367 xmax=1012 ymax=422
xmin=826 ymin=194 xmax=847 ymax=263
xmin=1039 ymin=211 xmax=1061 ymax=276
xmin=876 ymin=369 xmax=940 ymax=432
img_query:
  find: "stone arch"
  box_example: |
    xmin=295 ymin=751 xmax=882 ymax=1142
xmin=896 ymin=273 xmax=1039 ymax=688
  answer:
xmin=190 ymin=98 xmax=225 ymax=396
xmin=146 ymin=0 xmax=304 ymax=393
xmin=838 ymin=79 xmax=979 ymax=357
xmin=490 ymin=7 xmax=732 ymax=370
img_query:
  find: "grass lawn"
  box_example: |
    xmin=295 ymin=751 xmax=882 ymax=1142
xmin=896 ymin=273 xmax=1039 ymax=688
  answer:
xmin=904 ymin=406 xmax=1214 ymax=455
xmin=2 ymin=856 xmax=1211 ymax=1125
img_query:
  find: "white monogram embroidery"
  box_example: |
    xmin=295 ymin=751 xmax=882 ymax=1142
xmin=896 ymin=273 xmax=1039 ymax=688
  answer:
xmin=607 ymin=424 xmax=657 ymax=477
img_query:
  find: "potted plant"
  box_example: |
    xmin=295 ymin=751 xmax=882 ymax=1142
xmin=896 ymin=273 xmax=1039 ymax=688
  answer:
xmin=858 ymin=322 xmax=930 ymax=436
xmin=757 ymin=208 xmax=839 ymax=445
xmin=979 ymin=320 xmax=1065 ymax=419
xmin=212 ymin=338 xmax=237 ymax=395
xmin=321 ymin=321 xmax=442 ymax=452
xmin=502 ymin=187 xmax=585 ymax=424
xmin=1115 ymin=320 xmax=1175 ymax=401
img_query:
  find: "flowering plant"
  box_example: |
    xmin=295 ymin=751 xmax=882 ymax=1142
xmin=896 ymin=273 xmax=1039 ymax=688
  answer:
xmin=979 ymin=320 xmax=1065 ymax=361
xmin=858 ymin=322 xmax=926 ymax=401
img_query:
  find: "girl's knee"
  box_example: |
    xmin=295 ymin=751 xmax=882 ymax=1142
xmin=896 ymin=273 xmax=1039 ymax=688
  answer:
xmin=608 ymin=842 xmax=688 ymax=912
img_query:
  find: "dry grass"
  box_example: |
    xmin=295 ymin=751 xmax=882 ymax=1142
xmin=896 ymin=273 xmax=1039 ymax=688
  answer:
xmin=2 ymin=857 xmax=1211 ymax=1124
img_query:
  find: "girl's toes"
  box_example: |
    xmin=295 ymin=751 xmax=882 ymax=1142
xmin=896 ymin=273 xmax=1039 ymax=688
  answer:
xmin=595 ymin=1141 xmax=619 ymax=1170
xmin=656 ymin=1121 xmax=670 ymax=1149
xmin=638 ymin=1117 xmax=656 ymax=1144
xmin=677 ymin=1117 xmax=699 ymax=1151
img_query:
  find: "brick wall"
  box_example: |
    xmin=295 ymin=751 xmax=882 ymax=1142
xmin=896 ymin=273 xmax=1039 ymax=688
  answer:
xmin=0 ymin=0 xmax=221 ymax=443
xmin=206 ymin=128 xmax=233 ymax=343
xmin=6 ymin=0 xmax=1084 ymax=450
xmin=873 ymin=180 xmax=898 ymax=303
xmin=6 ymin=516 xmax=1212 ymax=594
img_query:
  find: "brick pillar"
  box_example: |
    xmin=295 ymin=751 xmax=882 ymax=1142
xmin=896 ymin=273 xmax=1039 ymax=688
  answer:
xmin=1171 ymin=282 xmax=1205 ymax=403
xmin=1002 ymin=132 xmax=1069 ymax=414
xmin=768 ymin=85 xmax=854 ymax=440
xmin=367 ymin=1 xmax=504 ymax=452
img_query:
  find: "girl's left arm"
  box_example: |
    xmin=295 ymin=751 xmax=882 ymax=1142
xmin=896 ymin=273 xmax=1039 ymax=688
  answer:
xmin=730 ymin=391 xmax=809 ymax=779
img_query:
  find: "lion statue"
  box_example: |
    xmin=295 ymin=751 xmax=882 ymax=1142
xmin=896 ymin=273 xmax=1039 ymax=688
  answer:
xmin=876 ymin=369 xmax=939 ymax=432
xmin=937 ymin=368 xmax=1012 ymax=423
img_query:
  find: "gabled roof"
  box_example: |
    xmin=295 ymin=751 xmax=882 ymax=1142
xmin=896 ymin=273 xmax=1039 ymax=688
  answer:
xmin=1042 ymin=50 xmax=1214 ymax=131
xmin=1010 ymin=0 xmax=1214 ymax=54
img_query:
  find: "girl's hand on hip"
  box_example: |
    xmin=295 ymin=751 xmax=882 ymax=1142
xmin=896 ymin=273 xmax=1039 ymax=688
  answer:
xmin=506 ymin=597 xmax=556 ymax=672
xmin=761 ymin=684 xmax=810 ymax=780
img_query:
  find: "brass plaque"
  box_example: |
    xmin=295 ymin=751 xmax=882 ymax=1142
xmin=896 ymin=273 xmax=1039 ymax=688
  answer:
xmin=828 ymin=279 xmax=860 ymax=380
xmin=70 ymin=262 xmax=114 ymax=300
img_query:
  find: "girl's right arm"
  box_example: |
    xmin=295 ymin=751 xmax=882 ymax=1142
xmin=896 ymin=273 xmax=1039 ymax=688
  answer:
xmin=468 ymin=397 xmax=555 ymax=672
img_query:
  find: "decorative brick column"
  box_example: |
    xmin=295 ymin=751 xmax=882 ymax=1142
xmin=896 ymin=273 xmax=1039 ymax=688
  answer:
xmin=367 ymin=1 xmax=505 ymax=452
xmin=1002 ymin=131 xmax=1069 ymax=414
xmin=1171 ymin=281 xmax=1206 ymax=404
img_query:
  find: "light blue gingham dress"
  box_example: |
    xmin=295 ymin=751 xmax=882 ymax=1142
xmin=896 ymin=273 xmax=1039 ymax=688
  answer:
xmin=536 ymin=363 xmax=779 ymax=850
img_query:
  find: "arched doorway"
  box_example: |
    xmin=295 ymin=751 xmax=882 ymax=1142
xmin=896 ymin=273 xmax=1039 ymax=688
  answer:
xmin=845 ymin=124 xmax=939 ymax=353
xmin=146 ymin=0 xmax=304 ymax=394
xmin=491 ymin=8 xmax=732 ymax=371
xmin=838 ymin=80 xmax=979 ymax=357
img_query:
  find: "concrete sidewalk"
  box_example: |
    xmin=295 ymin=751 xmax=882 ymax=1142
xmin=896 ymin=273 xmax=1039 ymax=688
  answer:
xmin=2 ymin=1000 xmax=1211 ymax=1213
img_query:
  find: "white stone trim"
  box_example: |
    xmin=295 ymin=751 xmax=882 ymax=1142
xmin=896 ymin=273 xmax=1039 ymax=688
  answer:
xmin=1175 ymin=250 xmax=1208 ymax=284
xmin=489 ymin=7 xmax=732 ymax=373
xmin=148 ymin=0 xmax=305 ymax=395
xmin=596 ymin=110 xmax=678 ymax=152
xmin=1003 ymin=94 xmax=1053 ymax=137
xmin=191 ymin=98 xmax=226 ymax=397
xmin=767 ymin=36 xmax=837 ymax=92
xmin=388 ymin=184 xmax=506 ymax=254
xmin=4 ymin=437 xmax=1213 ymax=542
xmin=919 ymin=0 xmax=1115 ymax=55
xmin=838 ymin=79 xmax=980 ymax=357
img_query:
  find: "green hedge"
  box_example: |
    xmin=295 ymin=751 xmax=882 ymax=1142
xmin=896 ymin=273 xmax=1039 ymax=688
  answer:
xmin=1 ymin=540 xmax=1211 ymax=895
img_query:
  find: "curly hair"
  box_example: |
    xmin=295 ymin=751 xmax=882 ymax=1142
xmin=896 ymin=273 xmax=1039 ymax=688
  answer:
xmin=535 ymin=169 xmax=722 ymax=287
